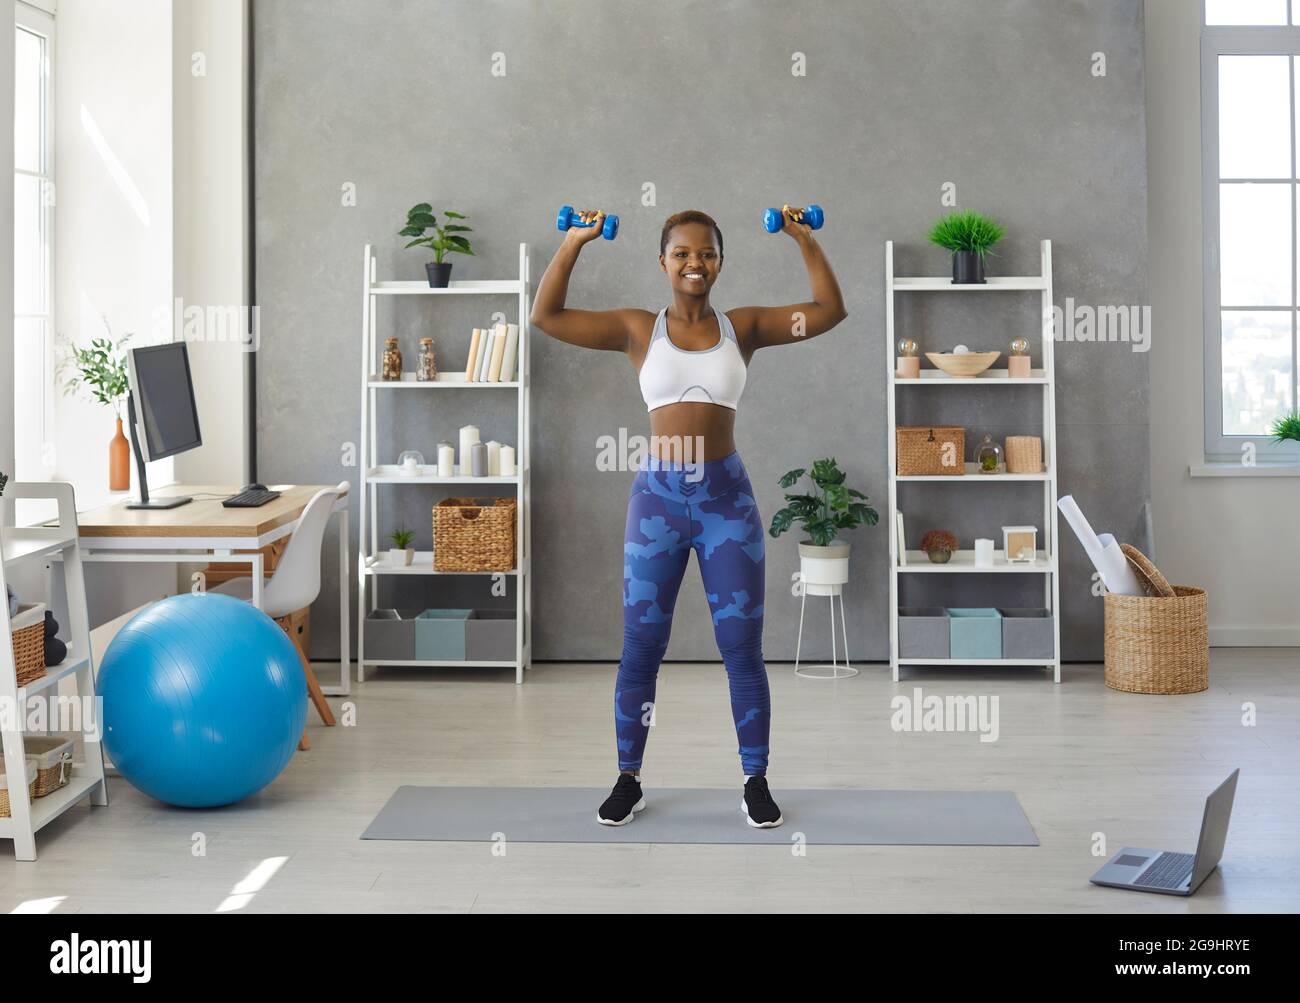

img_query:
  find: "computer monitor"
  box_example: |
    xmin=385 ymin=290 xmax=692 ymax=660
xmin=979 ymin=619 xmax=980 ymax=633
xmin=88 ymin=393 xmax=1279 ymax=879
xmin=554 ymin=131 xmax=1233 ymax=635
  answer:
xmin=125 ymin=343 xmax=202 ymax=509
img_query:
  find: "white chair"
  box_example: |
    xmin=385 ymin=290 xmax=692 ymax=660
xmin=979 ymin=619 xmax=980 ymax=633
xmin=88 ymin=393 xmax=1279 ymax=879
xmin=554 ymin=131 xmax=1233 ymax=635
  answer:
xmin=211 ymin=482 xmax=347 ymax=749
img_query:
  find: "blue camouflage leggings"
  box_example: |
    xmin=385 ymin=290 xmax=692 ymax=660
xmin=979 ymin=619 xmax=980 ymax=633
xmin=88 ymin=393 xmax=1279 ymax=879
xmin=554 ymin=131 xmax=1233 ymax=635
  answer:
xmin=616 ymin=451 xmax=770 ymax=775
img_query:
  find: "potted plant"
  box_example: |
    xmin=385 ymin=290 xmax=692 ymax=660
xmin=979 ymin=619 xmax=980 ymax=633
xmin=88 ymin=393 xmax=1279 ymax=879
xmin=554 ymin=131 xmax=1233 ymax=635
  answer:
xmin=56 ymin=320 xmax=132 ymax=491
xmin=1270 ymin=412 xmax=1300 ymax=444
xmin=388 ymin=528 xmax=416 ymax=567
xmin=400 ymin=203 xmax=474 ymax=287
xmin=928 ymin=210 xmax=1006 ymax=285
xmin=920 ymin=529 xmax=959 ymax=564
xmin=769 ymin=458 xmax=878 ymax=589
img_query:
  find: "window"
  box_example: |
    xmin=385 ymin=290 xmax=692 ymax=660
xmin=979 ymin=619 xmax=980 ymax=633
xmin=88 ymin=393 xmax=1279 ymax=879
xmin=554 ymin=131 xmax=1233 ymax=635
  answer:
xmin=13 ymin=0 xmax=55 ymax=484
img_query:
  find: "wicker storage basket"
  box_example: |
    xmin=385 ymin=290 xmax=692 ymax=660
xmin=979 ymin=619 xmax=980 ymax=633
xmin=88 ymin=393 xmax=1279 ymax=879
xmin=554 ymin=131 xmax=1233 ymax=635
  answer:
xmin=25 ymin=734 xmax=75 ymax=798
xmin=433 ymin=497 xmax=517 ymax=572
xmin=1004 ymin=435 xmax=1043 ymax=474
xmin=0 ymin=759 xmax=37 ymax=818
xmin=9 ymin=602 xmax=47 ymax=687
xmin=896 ymin=427 xmax=965 ymax=476
xmin=1104 ymin=585 xmax=1209 ymax=694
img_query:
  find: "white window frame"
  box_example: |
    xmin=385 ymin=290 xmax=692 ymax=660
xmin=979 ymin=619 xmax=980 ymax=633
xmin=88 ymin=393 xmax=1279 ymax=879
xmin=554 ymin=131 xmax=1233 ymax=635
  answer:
xmin=13 ymin=0 xmax=56 ymax=486
xmin=1202 ymin=2 xmax=1300 ymax=461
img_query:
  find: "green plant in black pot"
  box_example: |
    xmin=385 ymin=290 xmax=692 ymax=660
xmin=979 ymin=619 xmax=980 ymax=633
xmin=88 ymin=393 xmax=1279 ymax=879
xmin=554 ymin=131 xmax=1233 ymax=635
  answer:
xmin=401 ymin=203 xmax=474 ymax=287
xmin=928 ymin=210 xmax=1006 ymax=285
xmin=770 ymin=459 xmax=878 ymax=591
xmin=1270 ymin=411 xmax=1300 ymax=444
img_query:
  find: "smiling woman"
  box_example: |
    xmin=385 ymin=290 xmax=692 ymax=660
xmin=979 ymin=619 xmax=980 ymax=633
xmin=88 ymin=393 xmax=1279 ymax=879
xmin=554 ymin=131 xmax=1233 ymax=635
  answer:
xmin=529 ymin=202 xmax=848 ymax=829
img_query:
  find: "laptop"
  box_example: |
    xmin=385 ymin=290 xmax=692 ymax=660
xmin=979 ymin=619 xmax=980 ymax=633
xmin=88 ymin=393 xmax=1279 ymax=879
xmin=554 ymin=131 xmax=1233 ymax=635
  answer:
xmin=1090 ymin=770 xmax=1238 ymax=896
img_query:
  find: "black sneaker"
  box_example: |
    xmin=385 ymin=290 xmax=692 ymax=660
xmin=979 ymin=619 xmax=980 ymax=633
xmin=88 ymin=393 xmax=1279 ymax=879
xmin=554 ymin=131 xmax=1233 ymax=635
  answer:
xmin=597 ymin=774 xmax=646 ymax=826
xmin=741 ymin=776 xmax=783 ymax=828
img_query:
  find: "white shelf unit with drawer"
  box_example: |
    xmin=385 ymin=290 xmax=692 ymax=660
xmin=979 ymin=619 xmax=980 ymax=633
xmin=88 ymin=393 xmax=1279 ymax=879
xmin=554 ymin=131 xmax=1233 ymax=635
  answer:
xmin=357 ymin=243 xmax=532 ymax=684
xmin=885 ymin=239 xmax=1062 ymax=683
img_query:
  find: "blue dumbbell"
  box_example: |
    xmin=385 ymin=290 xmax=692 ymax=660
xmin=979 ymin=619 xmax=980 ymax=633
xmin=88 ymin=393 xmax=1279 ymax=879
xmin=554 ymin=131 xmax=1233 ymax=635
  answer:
xmin=556 ymin=205 xmax=619 ymax=240
xmin=763 ymin=203 xmax=825 ymax=233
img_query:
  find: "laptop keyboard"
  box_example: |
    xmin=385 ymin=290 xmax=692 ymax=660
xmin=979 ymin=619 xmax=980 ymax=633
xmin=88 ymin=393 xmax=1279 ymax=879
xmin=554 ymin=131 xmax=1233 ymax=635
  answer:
xmin=1134 ymin=851 xmax=1195 ymax=888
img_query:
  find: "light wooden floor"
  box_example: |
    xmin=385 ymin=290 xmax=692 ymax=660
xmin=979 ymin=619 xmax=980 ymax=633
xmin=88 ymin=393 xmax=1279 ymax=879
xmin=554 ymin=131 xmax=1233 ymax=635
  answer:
xmin=2 ymin=650 xmax=1298 ymax=913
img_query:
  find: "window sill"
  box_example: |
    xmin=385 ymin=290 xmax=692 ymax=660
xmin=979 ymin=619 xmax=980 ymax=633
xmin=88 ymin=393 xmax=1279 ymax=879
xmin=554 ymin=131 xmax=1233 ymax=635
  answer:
xmin=1189 ymin=462 xmax=1300 ymax=478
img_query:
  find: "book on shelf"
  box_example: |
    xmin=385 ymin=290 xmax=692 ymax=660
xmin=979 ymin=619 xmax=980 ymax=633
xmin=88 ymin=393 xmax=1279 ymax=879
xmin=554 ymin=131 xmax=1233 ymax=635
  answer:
xmin=896 ymin=511 xmax=907 ymax=567
xmin=464 ymin=328 xmax=484 ymax=381
xmin=476 ymin=328 xmax=495 ymax=381
xmin=487 ymin=324 xmax=508 ymax=381
xmin=500 ymin=323 xmax=519 ymax=382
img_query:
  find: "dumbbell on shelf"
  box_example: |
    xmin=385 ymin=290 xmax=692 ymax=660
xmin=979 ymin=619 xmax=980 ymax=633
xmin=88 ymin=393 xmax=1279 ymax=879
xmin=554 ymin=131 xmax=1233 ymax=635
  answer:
xmin=763 ymin=203 xmax=825 ymax=233
xmin=556 ymin=204 xmax=619 ymax=240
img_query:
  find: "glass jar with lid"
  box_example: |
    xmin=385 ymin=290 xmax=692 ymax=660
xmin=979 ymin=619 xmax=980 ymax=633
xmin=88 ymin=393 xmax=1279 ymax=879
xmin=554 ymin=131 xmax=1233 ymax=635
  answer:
xmin=975 ymin=434 xmax=1003 ymax=474
xmin=382 ymin=337 xmax=403 ymax=381
xmin=417 ymin=338 xmax=437 ymax=382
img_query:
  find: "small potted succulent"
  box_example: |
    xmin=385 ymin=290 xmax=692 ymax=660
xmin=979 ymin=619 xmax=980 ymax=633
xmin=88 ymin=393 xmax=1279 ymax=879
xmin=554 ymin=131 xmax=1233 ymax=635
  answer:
xmin=388 ymin=528 xmax=415 ymax=567
xmin=1270 ymin=412 xmax=1300 ymax=444
xmin=921 ymin=529 xmax=959 ymax=565
xmin=769 ymin=458 xmax=878 ymax=589
xmin=400 ymin=203 xmax=474 ymax=287
xmin=928 ymin=210 xmax=1006 ymax=285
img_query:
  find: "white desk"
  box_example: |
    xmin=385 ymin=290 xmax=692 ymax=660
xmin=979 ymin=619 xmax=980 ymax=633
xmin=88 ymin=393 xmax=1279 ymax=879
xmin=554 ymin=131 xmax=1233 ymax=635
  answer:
xmin=73 ymin=484 xmax=351 ymax=695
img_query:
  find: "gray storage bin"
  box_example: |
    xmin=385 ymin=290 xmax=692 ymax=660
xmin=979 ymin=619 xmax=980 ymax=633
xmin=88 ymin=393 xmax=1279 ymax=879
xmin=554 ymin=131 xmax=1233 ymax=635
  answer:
xmin=415 ymin=608 xmax=471 ymax=661
xmin=465 ymin=610 xmax=517 ymax=663
xmin=998 ymin=608 xmax=1054 ymax=659
xmin=365 ymin=609 xmax=421 ymax=662
xmin=947 ymin=608 xmax=1003 ymax=660
xmin=899 ymin=607 xmax=950 ymax=658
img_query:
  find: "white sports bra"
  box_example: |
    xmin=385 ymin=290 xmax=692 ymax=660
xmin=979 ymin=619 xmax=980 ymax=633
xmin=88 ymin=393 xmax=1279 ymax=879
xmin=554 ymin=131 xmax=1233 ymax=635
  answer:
xmin=638 ymin=307 xmax=748 ymax=413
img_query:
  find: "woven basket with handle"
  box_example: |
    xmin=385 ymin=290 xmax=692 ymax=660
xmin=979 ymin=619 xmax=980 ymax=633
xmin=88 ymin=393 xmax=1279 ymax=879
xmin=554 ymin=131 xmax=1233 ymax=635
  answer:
xmin=9 ymin=602 xmax=46 ymax=687
xmin=896 ymin=427 xmax=965 ymax=476
xmin=433 ymin=497 xmax=517 ymax=572
xmin=1103 ymin=546 xmax=1208 ymax=694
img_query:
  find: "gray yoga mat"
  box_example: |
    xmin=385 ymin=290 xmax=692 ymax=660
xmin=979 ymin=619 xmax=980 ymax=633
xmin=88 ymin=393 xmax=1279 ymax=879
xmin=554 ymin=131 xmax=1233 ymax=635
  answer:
xmin=361 ymin=787 xmax=1039 ymax=846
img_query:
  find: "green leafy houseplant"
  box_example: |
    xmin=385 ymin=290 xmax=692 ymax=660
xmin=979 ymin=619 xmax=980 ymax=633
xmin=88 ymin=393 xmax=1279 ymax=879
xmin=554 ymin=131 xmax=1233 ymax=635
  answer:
xmin=1270 ymin=412 xmax=1300 ymax=444
xmin=769 ymin=458 xmax=879 ymax=547
xmin=389 ymin=529 xmax=415 ymax=550
xmin=57 ymin=322 xmax=132 ymax=419
xmin=928 ymin=210 xmax=1006 ymax=259
xmin=400 ymin=204 xmax=474 ymax=264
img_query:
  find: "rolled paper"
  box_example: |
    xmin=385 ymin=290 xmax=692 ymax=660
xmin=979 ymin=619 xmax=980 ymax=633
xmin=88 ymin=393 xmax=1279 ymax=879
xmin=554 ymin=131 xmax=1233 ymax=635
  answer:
xmin=1057 ymin=495 xmax=1144 ymax=595
xmin=437 ymin=442 xmax=455 ymax=478
xmin=499 ymin=444 xmax=516 ymax=477
xmin=974 ymin=538 xmax=994 ymax=567
xmin=459 ymin=425 xmax=480 ymax=471
xmin=486 ymin=440 xmax=502 ymax=476
xmin=470 ymin=441 xmax=488 ymax=478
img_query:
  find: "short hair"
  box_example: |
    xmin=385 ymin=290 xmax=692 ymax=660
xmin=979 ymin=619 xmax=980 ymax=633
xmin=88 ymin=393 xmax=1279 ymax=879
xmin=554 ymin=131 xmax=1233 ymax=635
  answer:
xmin=660 ymin=210 xmax=724 ymax=258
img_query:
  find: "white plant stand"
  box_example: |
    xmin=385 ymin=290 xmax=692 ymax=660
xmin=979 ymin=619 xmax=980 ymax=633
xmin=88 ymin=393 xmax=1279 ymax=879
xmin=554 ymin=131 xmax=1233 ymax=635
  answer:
xmin=0 ymin=482 xmax=109 ymax=860
xmin=885 ymin=239 xmax=1063 ymax=683
xmin=794 ymin=583 xmax=855 ymax=679
xmin=357 ymin=243 xmax=532 ymax=684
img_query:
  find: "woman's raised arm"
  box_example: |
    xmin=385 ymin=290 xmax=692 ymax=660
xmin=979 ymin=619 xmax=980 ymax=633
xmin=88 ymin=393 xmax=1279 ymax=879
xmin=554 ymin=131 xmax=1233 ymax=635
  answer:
xmin=530 ymin=214 xmax=647 ymax=352
xmin=730 ymin=209 xmax=848 ymax=354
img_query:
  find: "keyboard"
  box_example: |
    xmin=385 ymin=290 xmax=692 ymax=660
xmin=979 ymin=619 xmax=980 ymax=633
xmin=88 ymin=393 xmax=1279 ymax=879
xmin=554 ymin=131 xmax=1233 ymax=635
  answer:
xmin=222 ymin=488 xmax=282 ymax=509
xmin=1134 ymin=851 xmax=1195 ymax=889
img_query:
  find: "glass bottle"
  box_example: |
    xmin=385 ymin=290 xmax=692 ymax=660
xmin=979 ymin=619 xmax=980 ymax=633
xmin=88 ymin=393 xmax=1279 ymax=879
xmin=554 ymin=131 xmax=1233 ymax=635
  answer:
xmin=975 ymin=434 xmax=1003 ymax=475
xmin=382 ymin=337 xmax=402 ymax=381
xmin=417 ymin=338 xmax=437 ymax=382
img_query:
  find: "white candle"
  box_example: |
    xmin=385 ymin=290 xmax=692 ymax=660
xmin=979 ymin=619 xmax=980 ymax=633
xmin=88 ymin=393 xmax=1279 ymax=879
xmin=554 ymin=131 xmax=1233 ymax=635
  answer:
xmin=437 ymin=442 xmax=455 ymax=478
xmin=486 ymin=441 xmax=501 ymax=476
xmin=975 ymin=538 xmax=994 ymax=567
xmin=458 ymin=425 xmax=480 ymax=472
xmin=499 ymin=445 xmax=516 ymax=477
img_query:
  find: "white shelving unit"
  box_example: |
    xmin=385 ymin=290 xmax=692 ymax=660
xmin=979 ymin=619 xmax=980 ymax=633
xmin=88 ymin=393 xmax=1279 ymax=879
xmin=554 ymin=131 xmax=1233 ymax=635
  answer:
xmin=0 ymin=483 xmax=109 ymax=860
xmin=357 ymin=243 xmax=532 ymax=684
xmin=885 ymin=239 xmax=1062 ymax=683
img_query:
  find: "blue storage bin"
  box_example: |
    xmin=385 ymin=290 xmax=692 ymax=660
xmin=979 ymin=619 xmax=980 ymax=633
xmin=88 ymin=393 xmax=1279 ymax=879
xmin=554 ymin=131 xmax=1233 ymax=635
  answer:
xmin=415 ymin=609 xmax=471 ymax=661
xmin=947 ymin=608 xmax=1003 ymax=660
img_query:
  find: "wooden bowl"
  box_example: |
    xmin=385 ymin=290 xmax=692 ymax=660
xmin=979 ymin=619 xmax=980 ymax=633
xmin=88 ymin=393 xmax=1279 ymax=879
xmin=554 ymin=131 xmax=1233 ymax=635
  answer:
xmin=925 ymin=351 xmax=1001 ymax=378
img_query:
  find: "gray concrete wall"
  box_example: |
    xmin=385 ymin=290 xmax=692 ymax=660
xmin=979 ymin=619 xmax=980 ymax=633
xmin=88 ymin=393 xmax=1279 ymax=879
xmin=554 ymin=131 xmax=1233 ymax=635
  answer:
xmin=253 ymin=0 xmax=1150 ymax=664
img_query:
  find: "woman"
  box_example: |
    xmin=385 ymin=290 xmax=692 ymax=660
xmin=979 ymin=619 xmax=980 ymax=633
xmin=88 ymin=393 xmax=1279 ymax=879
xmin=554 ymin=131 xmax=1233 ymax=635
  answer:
xmin=531 ymin=207 xmax=847 ymax=828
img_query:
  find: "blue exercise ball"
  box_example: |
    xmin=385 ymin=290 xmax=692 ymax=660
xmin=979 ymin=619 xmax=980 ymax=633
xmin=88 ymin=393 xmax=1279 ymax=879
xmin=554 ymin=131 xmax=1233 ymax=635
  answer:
xmin=99 ymin=592 xmax=306 ymax=808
